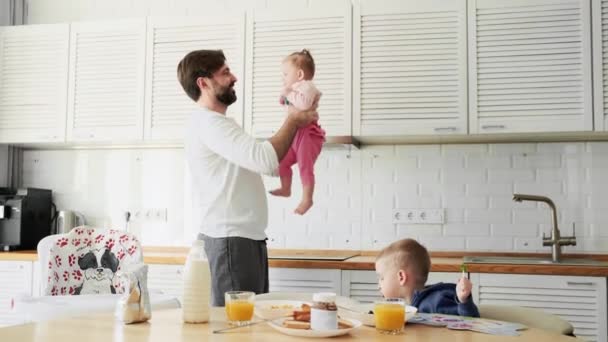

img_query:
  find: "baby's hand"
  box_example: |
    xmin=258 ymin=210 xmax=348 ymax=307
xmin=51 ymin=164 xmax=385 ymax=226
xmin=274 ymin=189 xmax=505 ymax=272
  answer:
xmin=456 ymin=277 xmax=472 ymax=303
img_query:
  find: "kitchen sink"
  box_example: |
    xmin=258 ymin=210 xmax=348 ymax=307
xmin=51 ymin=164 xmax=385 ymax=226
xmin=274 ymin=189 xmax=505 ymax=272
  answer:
xmin=463 ymin=256 xmax=608 ymax=266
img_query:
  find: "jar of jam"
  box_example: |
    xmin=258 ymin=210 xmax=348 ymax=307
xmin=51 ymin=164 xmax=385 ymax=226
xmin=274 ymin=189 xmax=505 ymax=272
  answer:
xmin=310 ymin=292 xmax=338 ymax=330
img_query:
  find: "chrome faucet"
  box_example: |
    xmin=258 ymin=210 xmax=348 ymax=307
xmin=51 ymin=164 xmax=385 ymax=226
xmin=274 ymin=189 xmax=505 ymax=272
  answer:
xmin=512 ymin=194 xmax=576 ymax=263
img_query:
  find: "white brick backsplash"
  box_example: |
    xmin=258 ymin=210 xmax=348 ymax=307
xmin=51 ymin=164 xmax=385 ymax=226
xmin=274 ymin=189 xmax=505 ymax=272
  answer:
xmin=397 ymin=225 xmax=442 ymax=237
xmin=566 ymin=238 xmax=608 ymax=252
xmin=492 ymin=224 xmax=538 ymax=237
xmin=395 ymin=145 xmax=440 ymax=158
xmin=587 ymin=142 xmax=608 ymax=153
xmin=445 ymin=209 xmax=465 ymax=223
xmin=395 ymin=196 xmax=441 ymax=208
xmin=513 ymin=154 xmax=562 ymax=169
xmin=22 ymin=141 xmax=608 ymax=252
xmin=589 ymin=224 xmax=608 ymax=237
xmin=513 ymin=181 xmax=563 ymax=197
xmin=420 ymin=183 xmax=465 ymax=197
xmin=466 ymin=237 xmax=513 ymax=251
xmin=443 ymin=196 xmax=487 ymax=209
xmin=488 ymin=169 xmax=534 ymax=183
xmin=465 ymin=209 xmax=511 ymax=224
xmin=396 ymin=169 xmax=440 ymax=184
xmin=578 ymin=153 xmax=608 ymax=168
xmin=513 ymin=209 xmax=553 ymax=224
xmin=419 ymin=155 xmax=464 ymax=169
xmin=490 ymin=196 xmax=535 ymax=209
xmin=442 ymin=144 xmax=488 ymax=155
xmin=418 ymin=237 xmax=466 ymax=250
xmin=586 ymin=168 xmax=608 ymax=184
xmin=466 ymin=155 xmax=511 ymax=169
xmin=286 ymin=233 xmax=329 ymax=248
xmin=370 ymin=207 xmax=394 ymax=224
xmin=488 ymin=143 xmax=537 ymax=155
xmin=444 ymin=223 xmax=490 ymax=236
xmin=467 ymin=183 xmax=512 ymax=196
xmin=329 ymin=232 xmax=362 ymax=250
xmin=361 ymin=146 xmax=394 ymax=158
xmin=537 ymin=142 xmax=585 ymax=154
xmin=442 ymin=169 xmax=486 ymax=184
xmin=514 ymin=237 xmax=543 ymax=252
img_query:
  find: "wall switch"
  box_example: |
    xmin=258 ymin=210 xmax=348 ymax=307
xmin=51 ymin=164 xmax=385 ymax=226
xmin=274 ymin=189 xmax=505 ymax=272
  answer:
xmin=393 ymin=209 xmax=444 ymax=224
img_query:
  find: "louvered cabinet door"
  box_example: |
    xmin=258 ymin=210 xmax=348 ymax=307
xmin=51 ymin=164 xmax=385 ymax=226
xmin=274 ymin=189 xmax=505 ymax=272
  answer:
xmin=0 ymin=24 xmax=69 ymax=143
xmin=268 ymin=268 xmax=341 ymax=294
xmin=147 ymin=264 xmax=184 ymax=301
xmin=353 ymin=0 xmax=467 ymax=136
xmin=593 ymin=0 xmax=608 ymax=131
xmin=67 ymin=20 xmax=146 ymax=142
xmin=0 ymin=261 xmax=33 ymax=327
xmin=245 ymin=4 xmax=352 ymax=138
xmin=144 ymin=16 xmax=245 ymax=141
xmin=479 ymin=274 xmax=607 ymax=342
xmin=470 ymin=0 xmax=593 ymax=134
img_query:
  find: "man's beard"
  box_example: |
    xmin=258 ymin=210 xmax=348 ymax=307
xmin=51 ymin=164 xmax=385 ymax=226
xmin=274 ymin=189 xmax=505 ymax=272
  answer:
xmin=215 ymin=82 xmax=237 ymax=106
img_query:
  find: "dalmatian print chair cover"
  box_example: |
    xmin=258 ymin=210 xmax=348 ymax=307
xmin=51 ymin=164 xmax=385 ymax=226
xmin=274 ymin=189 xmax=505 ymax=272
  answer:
xmin=45 ymin=227 xmax=143 ymax=296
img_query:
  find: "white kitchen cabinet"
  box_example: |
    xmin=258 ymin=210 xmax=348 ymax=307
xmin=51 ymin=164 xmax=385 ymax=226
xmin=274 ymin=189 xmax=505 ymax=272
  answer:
xmin=353 ymin=0 xmax=468 ymax=136
xmin=0 ymin=24 xmax=69 ymax=143
xmin=244 ymin=4 xmax=352 ymax=138
xmin=340 ymin=270 xmax=479 ymax=303
xmin=66 ymin=19 xmax=146 ymax=142
xmin=479 ymin=273 xmax=607 ymax=342
xmin=147 ymin=264 xmax=184 ymax=301
xmin=144 ymin=15 xmax=245 ymax=141
xmin=592 ymin=0 xmax=608 ymax=131
xmin=269 ymin=268 xmax=342 ymax=294
xmin=469 ymin=0 xmax=593 ymax=134
xmin=0 ymin=261 xmax=33 ymax=327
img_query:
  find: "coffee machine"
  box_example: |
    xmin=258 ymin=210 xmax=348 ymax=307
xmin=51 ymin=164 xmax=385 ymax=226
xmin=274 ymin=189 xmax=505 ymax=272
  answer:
xmin=0 ymin=188 xmax=53 ymax=251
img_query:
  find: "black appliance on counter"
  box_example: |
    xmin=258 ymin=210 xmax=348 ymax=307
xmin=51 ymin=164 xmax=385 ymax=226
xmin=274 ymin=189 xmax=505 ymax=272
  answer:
xmin=0 ymin=188 xmax=53 ymax=251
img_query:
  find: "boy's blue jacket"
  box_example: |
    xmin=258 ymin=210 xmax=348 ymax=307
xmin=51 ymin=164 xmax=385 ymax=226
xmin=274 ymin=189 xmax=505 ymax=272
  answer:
xmin=410 ymin=282 xmax=480 ymax=317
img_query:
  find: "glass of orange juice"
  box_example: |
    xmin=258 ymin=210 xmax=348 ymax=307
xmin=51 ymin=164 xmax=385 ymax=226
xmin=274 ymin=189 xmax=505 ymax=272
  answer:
xmin=374 ymin=298 xmax=405 ymax=334
xmin=225 ymin=291 xmax=255 ymax=326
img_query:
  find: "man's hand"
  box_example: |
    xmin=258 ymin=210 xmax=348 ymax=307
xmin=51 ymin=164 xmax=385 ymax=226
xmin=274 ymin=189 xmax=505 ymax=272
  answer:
xmin=288 ymin=105 xmax=318 ymax=128
xmin=456 ymin=277 xmax=473 ymax=303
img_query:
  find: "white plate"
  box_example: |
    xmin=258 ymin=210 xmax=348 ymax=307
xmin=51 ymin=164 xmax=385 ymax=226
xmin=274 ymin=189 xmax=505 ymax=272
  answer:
xmin=338 ymin=304 xmax=418 ymax=327
xmin=254 ymin=300 xmax=310 ymax=320
xmin=268 ymin=317 xmax=362 ymax=338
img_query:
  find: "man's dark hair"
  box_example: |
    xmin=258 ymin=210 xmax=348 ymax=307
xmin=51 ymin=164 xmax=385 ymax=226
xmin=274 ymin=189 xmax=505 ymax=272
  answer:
xmin=177 ymin=49 xmax=226 ymax=102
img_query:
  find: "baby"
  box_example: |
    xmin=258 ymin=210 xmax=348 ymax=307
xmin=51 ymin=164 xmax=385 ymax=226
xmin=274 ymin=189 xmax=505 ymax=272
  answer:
xmin=375 ymin=238 xmax=480 ymax=317
xmin=270 ymin=49 xmax=326 ymax=215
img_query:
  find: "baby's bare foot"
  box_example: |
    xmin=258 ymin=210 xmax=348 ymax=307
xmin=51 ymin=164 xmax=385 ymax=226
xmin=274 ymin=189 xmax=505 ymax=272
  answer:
xmin=270 ymin=188 xmax=291 ymax=197
xmin=294 ymin=199 xmax=313 ymax=215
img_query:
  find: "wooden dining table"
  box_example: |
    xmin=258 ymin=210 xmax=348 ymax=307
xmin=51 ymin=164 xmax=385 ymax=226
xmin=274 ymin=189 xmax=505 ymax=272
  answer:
xmin=0 ymin=307 xmax=580 ymax=342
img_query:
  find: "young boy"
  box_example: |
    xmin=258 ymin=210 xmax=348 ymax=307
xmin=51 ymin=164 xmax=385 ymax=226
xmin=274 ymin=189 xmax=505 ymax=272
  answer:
xmin=375 ymin=238 xmax=480 ymax=317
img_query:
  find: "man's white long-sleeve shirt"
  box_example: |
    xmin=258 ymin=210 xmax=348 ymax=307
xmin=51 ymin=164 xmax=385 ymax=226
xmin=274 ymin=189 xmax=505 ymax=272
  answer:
xmin=185 ymin=107 xmax=279 ymax=240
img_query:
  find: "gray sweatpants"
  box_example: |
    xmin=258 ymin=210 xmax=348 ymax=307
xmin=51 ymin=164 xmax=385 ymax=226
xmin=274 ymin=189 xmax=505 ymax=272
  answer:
xmin=198 ymin=234 xmax=269 ymax=306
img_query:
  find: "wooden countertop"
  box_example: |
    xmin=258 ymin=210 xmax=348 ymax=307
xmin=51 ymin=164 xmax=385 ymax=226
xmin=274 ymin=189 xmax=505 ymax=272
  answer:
xmin=2 ymin=248 xmax=608 ymax=276
xmin=0 ymin=307 xmax=578 ymax=342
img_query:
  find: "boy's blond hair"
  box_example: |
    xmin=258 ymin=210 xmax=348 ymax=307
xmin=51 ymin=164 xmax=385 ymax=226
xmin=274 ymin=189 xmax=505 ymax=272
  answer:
xmin=376 ymin=238 xmax=431 ymax=289
xmin=284 ymin=49 xmax=316 ymax=80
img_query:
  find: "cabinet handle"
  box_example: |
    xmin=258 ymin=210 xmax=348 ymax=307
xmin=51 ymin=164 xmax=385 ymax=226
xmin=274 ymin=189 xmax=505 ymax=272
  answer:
xmin=481 ymin=124 xmax=506 ymax=130
xmin=434 ymin=127 xmax=457 ymax=132
xmin=566 ymin=281 xmax=595 ymax=286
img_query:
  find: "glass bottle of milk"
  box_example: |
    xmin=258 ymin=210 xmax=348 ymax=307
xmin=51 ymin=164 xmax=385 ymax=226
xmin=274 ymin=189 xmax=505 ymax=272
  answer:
xmin=182 ymin=239 xmax=211 ymax=323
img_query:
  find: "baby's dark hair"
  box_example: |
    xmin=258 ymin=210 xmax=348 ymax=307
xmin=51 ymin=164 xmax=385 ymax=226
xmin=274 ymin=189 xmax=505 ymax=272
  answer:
xmin=284 ymin=49 xmax=316 ymax=80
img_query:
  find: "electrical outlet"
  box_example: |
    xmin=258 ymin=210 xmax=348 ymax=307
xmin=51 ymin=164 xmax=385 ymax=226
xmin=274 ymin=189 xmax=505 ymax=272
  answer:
xmin=393 ymin=209 xmax=444 ymax=224
xmin=127 ymin=208 xmax=167 ymax=222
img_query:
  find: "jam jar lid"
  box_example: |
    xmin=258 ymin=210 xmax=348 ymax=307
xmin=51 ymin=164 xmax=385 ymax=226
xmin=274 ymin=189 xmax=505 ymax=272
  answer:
xmin=313 ymin=292 xmax=336 ymax=303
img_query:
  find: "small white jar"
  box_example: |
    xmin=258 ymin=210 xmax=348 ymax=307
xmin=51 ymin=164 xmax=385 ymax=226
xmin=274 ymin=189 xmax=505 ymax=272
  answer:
xmin=310 ymin=292 xmax=338 ymax=331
